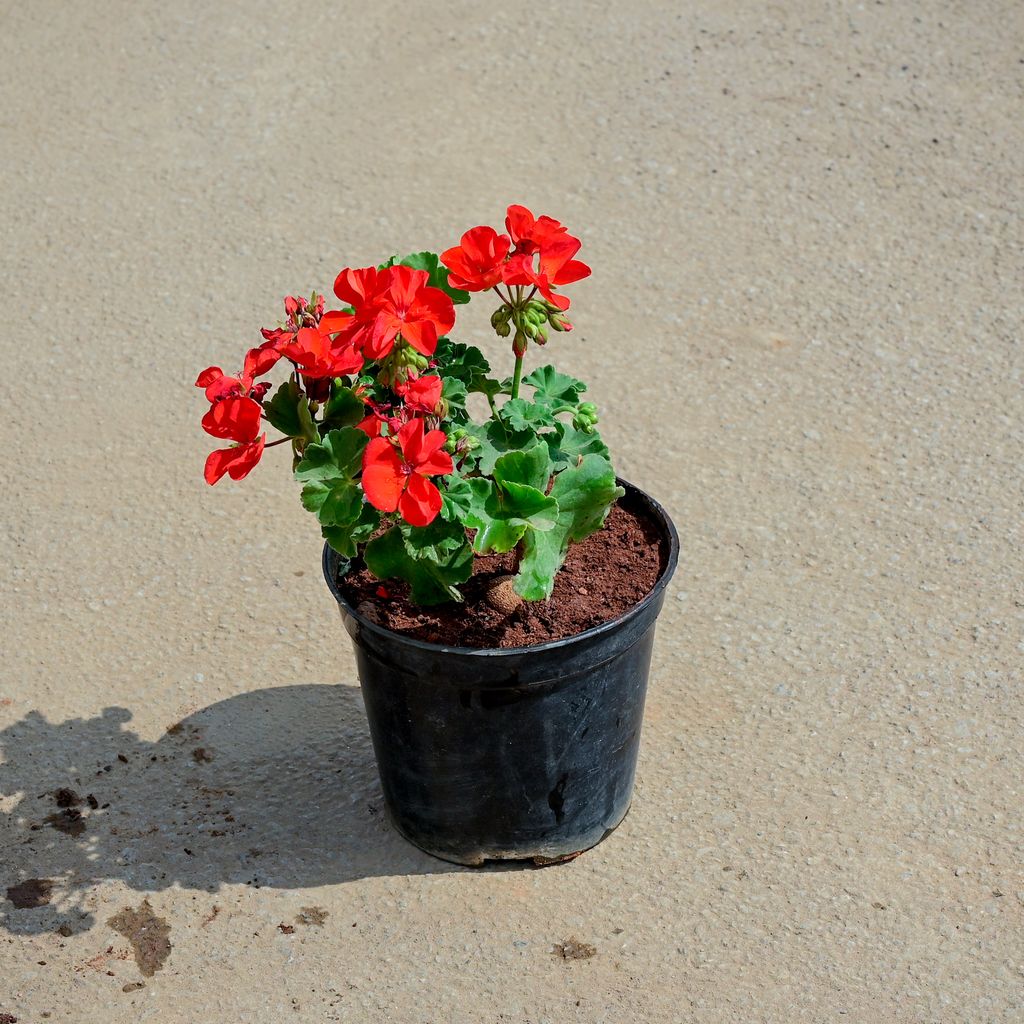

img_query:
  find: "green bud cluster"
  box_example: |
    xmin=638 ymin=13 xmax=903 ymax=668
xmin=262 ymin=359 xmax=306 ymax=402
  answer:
xmin=490 ymin=295 xmax=574 ymax=359
xmin=573 ymin=402 xmax=599 ymax=433
xmin=443 ymin=427 xmax=480 ymax=456
xmin=377 ymin=340 xmax=429 ymax=387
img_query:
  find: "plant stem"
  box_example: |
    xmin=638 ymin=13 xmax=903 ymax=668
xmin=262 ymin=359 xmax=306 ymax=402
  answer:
xmin=510 ymin=351 xmax=524 ymax=400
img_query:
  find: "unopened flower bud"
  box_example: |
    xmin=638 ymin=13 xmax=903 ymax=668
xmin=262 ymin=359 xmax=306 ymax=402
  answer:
xmin=573 ymin=402 xmax=599 ymax=433
xmin=534 ymin=325 xmax=549 ymax=346
xmin=443 ymin=427 xmax=467 ymax=453
xmin=512 ymin=330 xmax=529 ymax=358
xmin=548 ymin=312 xmax=573 ymax=332
xmin=494 ymin=319 xmax=511 ymax=338
xmin=523 ymin=319 xmax=539 ymax=340
xmin=491 ymin=304 xmax=512 ymax=329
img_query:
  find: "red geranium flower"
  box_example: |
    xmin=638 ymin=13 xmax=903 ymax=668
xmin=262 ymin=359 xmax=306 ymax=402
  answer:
xmin=440 ymin=226 xmax=511 ymax=291
xmin=204 ymin=435 xmax=266 ymax=485
xmin=281 ymin=326 xmax=363 ymax=380
xmin=319 ymin=265 xmax=455 ymax=361
xmin=395 ymin=373 xmax=443 ymax=415
xmin=200 ymin=393 xmax=267 ymax=486
xmin=195 ymin=341 xmax=281 ymax=403
xmin=361 ymin=418 xmax=453 ymax=527
xmin=504 ymin=204 xmax=574 ymax=257
xmin=502 ymin=238 xmax=591 ymax=312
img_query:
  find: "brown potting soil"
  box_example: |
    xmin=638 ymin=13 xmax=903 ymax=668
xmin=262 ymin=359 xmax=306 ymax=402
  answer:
xmin=335 ymin=497 xmax=669 ymax=649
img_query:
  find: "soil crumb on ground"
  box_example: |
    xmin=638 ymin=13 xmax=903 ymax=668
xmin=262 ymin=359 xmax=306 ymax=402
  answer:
xmin=6 ymin=878 xmax=54 ymax=909
xmin=337 ymin=499 xmax=667 ymax=648
xmin=108 ymin=900 xmax=171 ymax=977
xmin=44 ymin=809 xmax=86 ymax=837
xmin=296 ymin=906 xmax=329 ymax=926
xmin=552 ymin=937 xmax=597 ymax=960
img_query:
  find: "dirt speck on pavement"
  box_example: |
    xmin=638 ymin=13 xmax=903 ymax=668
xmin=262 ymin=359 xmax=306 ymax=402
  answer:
xmin=296 ymin=906 xmax=328 ymax=926
xmin=552 ymin=937 xmax=597 ymax=960
xmin=107 ymin=901 xmax=171 ymax=977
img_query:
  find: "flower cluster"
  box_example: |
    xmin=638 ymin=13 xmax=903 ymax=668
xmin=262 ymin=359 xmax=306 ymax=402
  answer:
xmin=197 ymin=206 xmax=621 ymax=605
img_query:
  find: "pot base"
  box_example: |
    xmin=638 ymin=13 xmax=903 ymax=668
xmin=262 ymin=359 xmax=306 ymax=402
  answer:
xmin=387 ymin=803 xmax=632 ymax=868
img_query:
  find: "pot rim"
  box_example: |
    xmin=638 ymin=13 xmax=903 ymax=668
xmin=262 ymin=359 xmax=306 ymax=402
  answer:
xmin=321 ymin=476 xmax=679 ymax=659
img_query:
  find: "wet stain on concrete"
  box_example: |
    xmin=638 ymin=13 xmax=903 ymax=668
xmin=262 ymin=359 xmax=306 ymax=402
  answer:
xmin=6 ymin=878 xmax=54 ymax=909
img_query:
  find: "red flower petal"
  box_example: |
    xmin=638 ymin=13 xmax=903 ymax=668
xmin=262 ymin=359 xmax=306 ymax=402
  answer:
xmin=395 ymin=317 xmax=438 ymax=357
xmin=333 ymin=266 xmax=387 ymax=308
xmin=397 ymin=419 xmax=453 ymax=476
xmin=396 ymin=373 xmax=443 ymax=414
xmin=195 ymin=366 xmax=224 ymax=389
xmin=441 ymin=226 xmax=510 ymax=291
xmin=552 ymin=258 xmax=591 ymax=286
xmin=361 ymin=437 xmax=405 ymax=513
xmin=204 ymin=435 xmax=265 ymax=485
xmin=201 ymin=395 xmax=262 ymax=442
xmin=318 ymin=309 xmax=356 ymax=338
xmin=243 ymin=340 xmax=283 ymax=379
xmin=386 ymin=264 xmax=430 ymax=307
xmin=356 ymin=413 xmax=383 ymax=438
xmin=399 ymin=473 xmax=442 ymax=527
xmin=505 ymin=204 xmax=535 ymax=247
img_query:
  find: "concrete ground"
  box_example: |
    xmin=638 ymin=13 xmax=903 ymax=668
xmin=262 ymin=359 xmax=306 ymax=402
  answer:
xmin=1 ymin=1 xmax=1021 ymax=1021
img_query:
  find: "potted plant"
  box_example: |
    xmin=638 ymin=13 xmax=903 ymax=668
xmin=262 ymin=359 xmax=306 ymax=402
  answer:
xmin=196 ymin=205 xmax=679 ymax=866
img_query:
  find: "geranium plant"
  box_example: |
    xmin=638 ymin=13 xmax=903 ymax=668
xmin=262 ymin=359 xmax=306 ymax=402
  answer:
xmin=196 ymin=205 xmax=623 ymax=605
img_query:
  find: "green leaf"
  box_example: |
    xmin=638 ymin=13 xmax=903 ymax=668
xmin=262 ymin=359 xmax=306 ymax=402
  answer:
xmin=400 ymin=517 xmax=468 ymax=561
xmin=515 ymin=455 xmax=625 ymax=601
xmin=300 ymin=479 xmax=361 ymax=525
xmin=320 ymin=380 xmax=365 ymax=432
xmin=523 ymin=365 xmax=587 ymax=415
xmin=296 ymin=393 xmax=320 ymax=444
xmin=433 ymin=339 xmax=492 ymax=390
xmin=493 ymin=442 xmax=553 ymax=493
xmin=464 ymin=480 xmax=529 ymax=554
xmin=464 ymin=464 xmax=559 ymax=555
xmin=364 ymin=525 xmax=473 ymax=605
xmin=263 ymin=380 xmax=304 ymax=437
xmin=547 ymin=422 xmax=611 ymax=468
xmin=293 ymin=427 xmax=368 ymax=482
xmin=441 ymin=376 xmax=469 ymax=422
xmin=500 ymin=398 xmax=555 ymax=433
xmin=397 ymin=251 xmax=471 ymax=306
xmin=439 ymin=475 xmax=474 ymax=523
xmin=466 ymin=418 xmax=539 ymax=475
xmin=321 ymin=502 xmax=379 ymax=558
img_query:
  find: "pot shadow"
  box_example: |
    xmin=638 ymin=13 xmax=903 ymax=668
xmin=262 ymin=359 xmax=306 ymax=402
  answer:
xmin=0 ymin=684 xmax=462 ymax=935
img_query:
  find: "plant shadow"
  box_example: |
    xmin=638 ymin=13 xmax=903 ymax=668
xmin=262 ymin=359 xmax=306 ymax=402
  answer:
xmin=0 ymin=684 xmax=462 ymax=935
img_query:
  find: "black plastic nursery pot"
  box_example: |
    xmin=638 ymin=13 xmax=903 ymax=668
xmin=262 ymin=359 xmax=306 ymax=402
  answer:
xmin=322 ymin=479 xmax=679 ymax=866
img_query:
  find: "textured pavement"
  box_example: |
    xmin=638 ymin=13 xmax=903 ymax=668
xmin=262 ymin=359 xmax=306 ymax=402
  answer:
xmin=1 ymin=2 xmax=1022 ymax=1021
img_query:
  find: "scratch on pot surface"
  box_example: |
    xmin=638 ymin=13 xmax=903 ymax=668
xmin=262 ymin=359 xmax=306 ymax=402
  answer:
xmin=107 ymin=900 xmax=172 ymax=977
